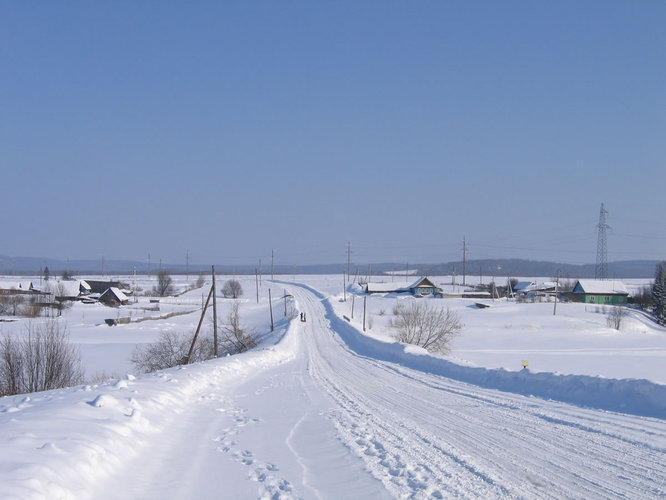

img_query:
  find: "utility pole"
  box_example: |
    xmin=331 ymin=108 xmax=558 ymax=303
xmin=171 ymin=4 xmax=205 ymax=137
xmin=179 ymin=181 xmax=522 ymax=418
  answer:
xmin=271 ymin=249 xmax=274 ymax=280
xmin=462 ymin=237 xmax=467 ymax=286
xmin=343 ymin=273 xmax=346 ymax=302
xmin=363 ymin=295 xmax=367 ymax=332
xmin=259 ymin=259 xmax=262 ymax=286
xmin=351 ymin=294 xmax=355 ymax=319
xmin=186 ymin=283 xmax=214 ymax=364
xmin=553 ymin=270 xmax=560 ymax=316
xmin=255 ymin=269 xmax=259 ymax=304
xmin=212 ymin=265 xmax=218 ymax=357
xmin=347 ymin=241 xmax=351 ymax=280
xmin=268 ymin=288 xmax=274 ymax=332
xmin=284 ymin=288 xmax=287 ymax=317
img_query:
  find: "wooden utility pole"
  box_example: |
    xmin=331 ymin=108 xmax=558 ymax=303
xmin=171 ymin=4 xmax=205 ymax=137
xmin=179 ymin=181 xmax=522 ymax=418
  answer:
xmin=186 ymin=283 xmax=214 ymax=364
xmin=363 ymin=295 xmax=367 ymax=332
xmin=212 ymin=265 xmax=218 ymax=357
xmin=351 ymin=294 xmax=355 ymax=319
xmin=343 ymin=273 xmax=346 ymax=302
xmin=462 ymin=237 xmax=467 ymax=286
xmin=553 ymin=270 xmax=560 ymax=316
xmin=284 ymin=288 xmax=287 ymax=317
xmin=268 ymin=288 xmax=274 ymax=332
xmin=347 ymin=241 xmax=351 ymax=280
xmin=255 ymin=269 xmax=259 ymax=304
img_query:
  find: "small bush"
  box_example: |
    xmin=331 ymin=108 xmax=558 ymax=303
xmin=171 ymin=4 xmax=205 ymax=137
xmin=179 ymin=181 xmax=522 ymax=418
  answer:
xmin=221 ymin=279 xmax=243 ymax=299
xmin=130 ymin=331 xmax=214 ymax=373
xmin=389 ymin=301 xmax=462 ymax=354
xmin=607 ymin=305 xmax=627 ymax=330
xmin=220 ymin=302 xmax=256 ymax=354
xmin=0 ymin=320 xmax=83 ymax=396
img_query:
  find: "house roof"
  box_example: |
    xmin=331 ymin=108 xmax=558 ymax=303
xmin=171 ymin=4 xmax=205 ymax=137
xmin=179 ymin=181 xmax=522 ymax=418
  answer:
xmin=101 ymin=287 xmax=129 ymax=302
xmin=513 ymin=281 xmax=536 ymax=292
xmin=407 ymin=277 xmax=438 ymax=289
xmin=573 ymin=280 xmax=629 ymax=295
xmin=35 ymin=280 xmax=83 ymax=297
xmin=0 ymin=281 xmax=34 ymax=291
xmin=365 ymin=282 xmax=409 ymax=293
xmin=365 ymin=277 xmax=439 ymax=294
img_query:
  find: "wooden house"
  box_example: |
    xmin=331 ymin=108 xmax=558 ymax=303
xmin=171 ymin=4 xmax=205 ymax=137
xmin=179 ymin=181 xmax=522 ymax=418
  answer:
xmin=99 ymin=287 xmax=129 ymax=307
xmin=365 ymin=277 xmax=442 ymax=297
xmin=570 ymin=280 xmax=629 ymax=305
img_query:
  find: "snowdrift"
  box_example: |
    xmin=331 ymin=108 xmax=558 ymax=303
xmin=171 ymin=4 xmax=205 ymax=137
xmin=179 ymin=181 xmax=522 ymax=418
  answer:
xmin=299 ymin=285 xmax=666 ymax=420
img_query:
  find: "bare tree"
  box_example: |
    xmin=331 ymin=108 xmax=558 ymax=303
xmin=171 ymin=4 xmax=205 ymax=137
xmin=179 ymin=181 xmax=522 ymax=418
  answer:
xmin=633 ymin=285 xmax=653 ymax=311
xmin=220 ymin=302 xmax=256 ymax=354
xmin=606 ymin=305 xmax=627 ymax=330
xmin=389 ymin=301 xmax=462 ymax=354
xmin=153 ymin=269 xmax=174 ymax=297
xmin=0 ymin=320 xmax=83 ymax=396
xmin=221 ymin=279 xmax=243 ymax=299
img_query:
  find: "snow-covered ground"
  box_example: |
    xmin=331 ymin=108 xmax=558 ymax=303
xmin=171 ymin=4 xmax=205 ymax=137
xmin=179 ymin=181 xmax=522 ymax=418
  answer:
xmin=1 ymin=274 xmax=665 ymax=498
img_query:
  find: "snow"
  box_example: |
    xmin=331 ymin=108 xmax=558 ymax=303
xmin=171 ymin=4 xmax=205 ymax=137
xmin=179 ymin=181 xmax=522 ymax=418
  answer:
xmin=1 ymin=274 xmax=666 ymax=498
xmin=574 ymin=279 xmax=630 ymax=295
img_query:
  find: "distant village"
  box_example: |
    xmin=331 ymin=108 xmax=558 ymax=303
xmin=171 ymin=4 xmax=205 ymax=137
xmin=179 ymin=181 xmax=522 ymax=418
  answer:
xmin=0 ymin=277 xmax=131 ymax=317
xmin=364 ymin=276 xmax=630 ymax=305
xmin=0 ymin=271 xmax=636 ymax=321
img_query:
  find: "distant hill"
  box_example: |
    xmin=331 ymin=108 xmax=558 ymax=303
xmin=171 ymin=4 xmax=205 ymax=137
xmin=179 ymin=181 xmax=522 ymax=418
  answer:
xmin=0 ymin=255 xmax=660 ymax=279
xmin=415 ymin=259 xmax=661 ymax=280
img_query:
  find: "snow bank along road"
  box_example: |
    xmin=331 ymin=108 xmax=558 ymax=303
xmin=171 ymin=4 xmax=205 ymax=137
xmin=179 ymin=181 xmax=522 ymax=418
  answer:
xmin=2 ymin=283 xmax=666 ymax=499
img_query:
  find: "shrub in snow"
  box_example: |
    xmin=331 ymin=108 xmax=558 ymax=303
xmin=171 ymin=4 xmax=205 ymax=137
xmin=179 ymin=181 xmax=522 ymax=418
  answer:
xmin=221 ymin=279 xmax=243 ymax=299
xmin=220 ymin=302 xmax=256 ymax=354
xmin=130 ymin=331 xmax=214 ymax=373
xmin=0 ymin=319 xmax=82 ymax=396
xmin=389 ymin=301 xmax=462 ymax=354
xmin=606 ymin=305 xmax=627 ymax=330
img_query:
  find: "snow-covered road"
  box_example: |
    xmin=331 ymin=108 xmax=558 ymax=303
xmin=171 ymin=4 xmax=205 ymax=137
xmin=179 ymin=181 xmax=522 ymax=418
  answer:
xmin=2 ymin=282 xmax=666 ymax=499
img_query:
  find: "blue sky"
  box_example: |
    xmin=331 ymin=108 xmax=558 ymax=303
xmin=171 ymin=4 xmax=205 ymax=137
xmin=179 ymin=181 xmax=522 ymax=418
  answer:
xmin=2 ymin=1 xmax=665 ymax=267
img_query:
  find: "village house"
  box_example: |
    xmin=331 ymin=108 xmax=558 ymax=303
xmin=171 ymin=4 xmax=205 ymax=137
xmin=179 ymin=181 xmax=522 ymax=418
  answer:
xmin=570 ymin=279 xmax=629 ymax=305
xmin=365 ymin=277 xmax=442 ymax=297
xmin=99 ymin=287 xmax=129 ymax=307
xmin=513 ymin=280 xmax=558 ymax=300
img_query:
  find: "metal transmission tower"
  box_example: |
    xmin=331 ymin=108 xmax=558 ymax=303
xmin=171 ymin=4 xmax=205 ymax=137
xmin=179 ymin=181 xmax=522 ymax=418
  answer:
xmin=595 ymin=203 xmax=609 ymax=280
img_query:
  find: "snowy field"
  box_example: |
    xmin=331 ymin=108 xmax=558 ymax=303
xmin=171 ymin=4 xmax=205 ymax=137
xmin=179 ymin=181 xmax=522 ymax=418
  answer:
xmin=1 ymin=274 xmax=665 ymax=498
